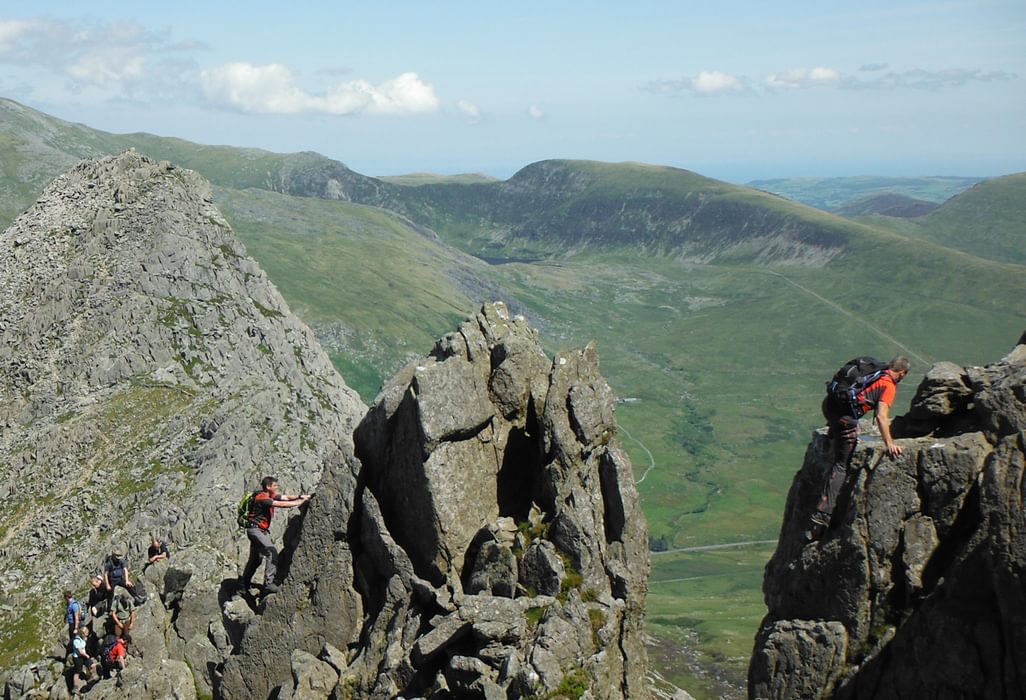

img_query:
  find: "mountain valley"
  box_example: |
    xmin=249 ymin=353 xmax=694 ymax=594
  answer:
xmin=1 ymin=96 xmax=1024 ymax=699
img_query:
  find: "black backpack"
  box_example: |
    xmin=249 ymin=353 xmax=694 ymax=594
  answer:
xmin=826 ymin=356 xmax=890 ymax=417
xmin=104 ymin=556 xmax=127 ymax=583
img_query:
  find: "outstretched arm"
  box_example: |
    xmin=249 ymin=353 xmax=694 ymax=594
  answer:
xmin=272 ymin=494 xmax=312 ymax=508
xmin=875 ymin=402 xmax=903 ymax=457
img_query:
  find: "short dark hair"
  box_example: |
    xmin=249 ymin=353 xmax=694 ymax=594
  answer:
xmin=261 ymin=476 xmax=278 ymax=490
xmin=889 ymin=356 xmax=910 ymax=373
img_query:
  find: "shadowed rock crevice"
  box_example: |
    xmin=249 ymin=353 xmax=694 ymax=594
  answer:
xmin=750 ymin=340 xmax=1026 ymax=700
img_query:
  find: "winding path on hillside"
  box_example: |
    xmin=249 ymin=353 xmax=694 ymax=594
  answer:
xmin=620 ymin=425 xmax=658 ymax=484
xmin=763 ymin=270 xmax=931 ymax=366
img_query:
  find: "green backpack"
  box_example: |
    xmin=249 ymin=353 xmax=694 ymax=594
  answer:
xmin=237 ymin=491 xmax=258 ymax=529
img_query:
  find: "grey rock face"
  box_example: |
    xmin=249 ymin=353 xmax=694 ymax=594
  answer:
xmin=1 ymin=155 xmax=649 ymax=700
xmin=750 ymin=346 xmax=1026 ymax=699
xmin=220 ymin=302 xmax=650 ymax=699
xmin=0 ymin=152 xmax=366 ymax=698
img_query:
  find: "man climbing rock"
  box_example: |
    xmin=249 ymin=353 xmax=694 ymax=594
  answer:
xmin=239 ymin=476 xmax=311 ymax=593
xmin=808 ymin=355 xmax=910 ymax=539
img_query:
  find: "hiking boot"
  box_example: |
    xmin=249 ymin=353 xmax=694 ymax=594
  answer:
xmin=262 ymin=582 xmax=280 ymax=593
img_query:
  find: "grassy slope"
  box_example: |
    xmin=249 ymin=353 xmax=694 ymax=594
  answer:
xmin=2 ymin=99 xmax=1024 ymax=697
xmin=864 ymin=173 xmax=1026 ymax=265
xmin=212 ymin=187 xmax=490 ymax=398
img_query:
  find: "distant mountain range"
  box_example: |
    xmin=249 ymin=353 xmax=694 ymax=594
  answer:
xmin=748 ymin=175 xmax=983 ymax=211
xmin=1 ymin=95 xmax=1023 ymax=699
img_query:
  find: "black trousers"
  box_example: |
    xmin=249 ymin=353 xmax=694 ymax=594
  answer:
xmin=816 ymin=396 xmax=859 ymax=519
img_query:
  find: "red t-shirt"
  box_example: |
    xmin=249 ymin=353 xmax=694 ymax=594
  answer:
xmin=855 ymin=371 xmax=898 ymax=415
xmin=251 ymin=491 xmax=275 ymax=530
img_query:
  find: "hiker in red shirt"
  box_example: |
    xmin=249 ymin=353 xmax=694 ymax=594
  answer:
xmin=809 ymin=356 xmax=910 ymax=539
xmin=239 ymin=476 xmax=311 ymax=593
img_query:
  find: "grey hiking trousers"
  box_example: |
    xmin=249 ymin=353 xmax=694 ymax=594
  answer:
xmin=242 ymin=527 xmax=278 ymax=586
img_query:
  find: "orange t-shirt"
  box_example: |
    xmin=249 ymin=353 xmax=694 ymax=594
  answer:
xmin=855 ymin=371 xmax=897 ymax=415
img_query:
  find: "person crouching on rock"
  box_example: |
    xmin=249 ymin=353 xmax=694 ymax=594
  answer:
xmin=87 ymin=574 xmax=108 ymax=618
xmin=239 ymin=476 xmax=311 ymax=594
xmin=103 ymin=546 xmax=145 ymax=606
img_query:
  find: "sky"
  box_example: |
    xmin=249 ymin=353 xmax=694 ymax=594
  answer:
xmin=1 ymin=1 xmax=1024 ymax=183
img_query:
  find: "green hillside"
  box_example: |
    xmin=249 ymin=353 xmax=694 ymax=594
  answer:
xmin=866 ymin=173 xmax=1026 ymax=265
xmin=834 ymin=192 xmax=939 ymax=218
xmin=1 ymin=96 xmax=1024 ymax=698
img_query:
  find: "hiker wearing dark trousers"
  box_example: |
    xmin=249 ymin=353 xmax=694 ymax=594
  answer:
xmin=103 ymin=546 xmax=145 ymax=606
xmin=240 ymin=476 xmax=311 ymax=593
xmin=810 ymin=356 xmax=909 ymax=537
xmin=87 ymin=574 xmax=108 ymax=617
xmin=70 ymin=626 xmax=97 ymax=695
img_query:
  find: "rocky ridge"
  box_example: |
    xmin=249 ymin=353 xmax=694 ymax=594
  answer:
xmin=0 ymin=150 xmax=366 ymax=696
xmin=749 ymin=341 xmax=1026 ymax=699
xmin=219 ymin=302 xmax=651 ymax=699
xmin=0 ymin=153 xmax=651 ymax=699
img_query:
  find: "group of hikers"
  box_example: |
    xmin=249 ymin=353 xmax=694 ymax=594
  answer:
xmin=61 ymin=475 xmax=309 ymax=694
xmin=62 ymin=536 xmax=169 ymax=694
xmin=807 ymin=354 xmax=911 ymax=541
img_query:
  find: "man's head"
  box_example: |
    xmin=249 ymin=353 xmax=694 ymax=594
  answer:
xmin=151 ymin=535 xmax=162 ymax=547
xmin=261 ymin=476 xmax=279 ymax=494
xmin=78 ymin=626 xmax=89 ymax=637
xmin=889 ymin=355 xmax=910 ymax=382
xmin=64 ymin=590 xmax=73 ymax=601
xmin=91 ymin=575 xmax=103 ymax=589
xmin=119 ymin=594 xmax=131 ymax=607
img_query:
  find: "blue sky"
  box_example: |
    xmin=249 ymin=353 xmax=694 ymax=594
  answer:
xmin=1 ymin=1 xmax=1023 ymax=182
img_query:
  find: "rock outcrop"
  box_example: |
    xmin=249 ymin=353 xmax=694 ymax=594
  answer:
xmin=0 ymin=151 xmax=366 ymax=697
xmin=220 ymin=302 xmax=650 ymax=699
xmin=750 ymin=341 xmax=1026 ymax=699
xmin=1 ymin=153 xmax=650 ymax=699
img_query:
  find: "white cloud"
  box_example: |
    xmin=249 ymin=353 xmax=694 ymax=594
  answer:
xmin=200 ymin=62 xmax=439 ymax=115
xmin=764 ymin=66 xmax=840 ymax=90
xmin=0 ymin=19 xmax=40 ymax=51
xmin=457 ymin=98 xmax=480 ymax=118
xmin=844 ymin=67 xmax=1016 ymax=90
xmin=527 ymin=105 xmax=545 ymax=119
xmin=692 ymin=70 xmax=745 ymax=95
xmin=643 ymin=70 xmax=747 ymax=96
xmin=0 ymin=18 xmax=193 ymax=92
